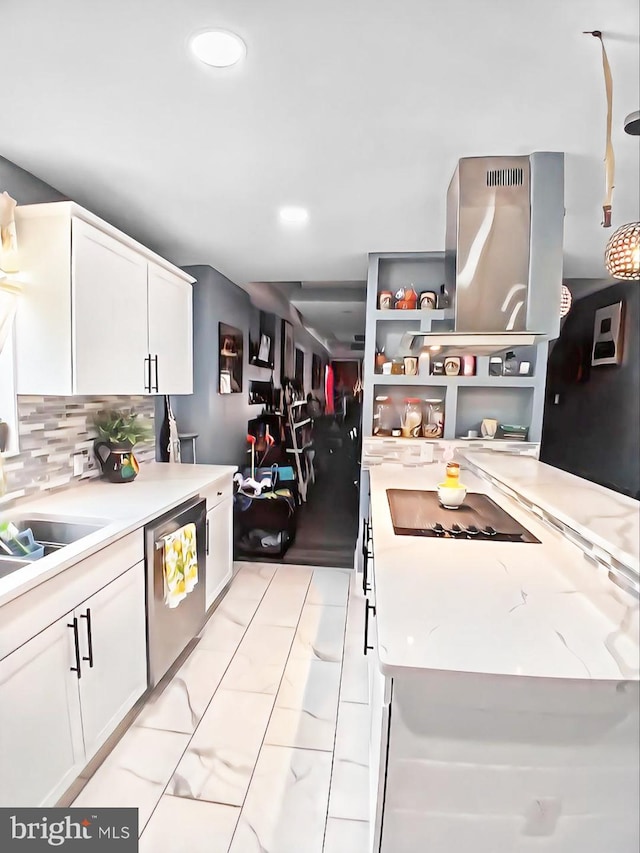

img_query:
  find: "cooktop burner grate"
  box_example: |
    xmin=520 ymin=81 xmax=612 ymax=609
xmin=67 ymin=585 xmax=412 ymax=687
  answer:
xmin=386 ymin=490 xmax=540 ymax=543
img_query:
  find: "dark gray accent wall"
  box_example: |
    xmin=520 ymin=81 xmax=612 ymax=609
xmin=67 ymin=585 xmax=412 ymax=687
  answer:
xmin=540 ymin=281 xmax=640 ymax=499
xmin=165 ymin=265 xmax=258 ymax=468
xmin=0 ymin=155 xmax=67 ymax=203
xmin=165 ymin=265 xmax=330 ymax=469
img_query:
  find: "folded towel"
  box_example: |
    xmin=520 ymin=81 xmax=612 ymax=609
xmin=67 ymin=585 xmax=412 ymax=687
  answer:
xmin=162 ymin=522 xmax=198 ymax=608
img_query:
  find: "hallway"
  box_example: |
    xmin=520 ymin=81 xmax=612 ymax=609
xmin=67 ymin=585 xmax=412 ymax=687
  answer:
xmin=281 ymin=420 xmax=360 ymax=568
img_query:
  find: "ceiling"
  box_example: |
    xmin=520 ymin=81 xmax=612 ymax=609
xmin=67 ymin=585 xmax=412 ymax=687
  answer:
xmin=269 ymin=281 xmax=366 ymax=350
xmin=2 ymin=0 xmax=639 ymax=289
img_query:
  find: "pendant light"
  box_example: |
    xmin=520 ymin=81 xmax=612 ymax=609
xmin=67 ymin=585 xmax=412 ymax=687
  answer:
xmin=560 ymin=284 xmax=572 ymax=317
xmin=605 ymin=222 xmax=640 ymax=280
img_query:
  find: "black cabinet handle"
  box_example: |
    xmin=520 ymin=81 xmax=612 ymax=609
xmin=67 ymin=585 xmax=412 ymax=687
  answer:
xmin=68 ymin=617 xmax=82 ymax=678
xmin=363 ymin=599 xmax=376 ymax=656
xmin=217 ymin=491 xmax=223 ymax=496
xmin=152 ymin=355 xmax=159 ymax=392
xmin=81 ymin=607 xmax=94 ymax=668
xmin=362 ymin=547 xmax=371 ymax=594
xmin=205 ymin=518 xmax=210 ymax=556
xmin=144 ymin=355 xmax=151 ymax=392
xmin=361 ymin=518 xmax=369 ymax=557
xmin=362 ymin=518 xmax=372 ymax=594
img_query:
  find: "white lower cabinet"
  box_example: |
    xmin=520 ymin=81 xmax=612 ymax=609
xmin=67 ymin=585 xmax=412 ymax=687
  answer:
xmin=366 ymin=601 xmax=391 ymax=853
xmin=77 ymin=561 xmax=147 ymax=759
xmin=0 ymin=561 xmax=147 ymax=807
xmin=205 ymin=497 xmax=233 ymax=610
xmin=0 ymin=615 xmax=85 ymax=807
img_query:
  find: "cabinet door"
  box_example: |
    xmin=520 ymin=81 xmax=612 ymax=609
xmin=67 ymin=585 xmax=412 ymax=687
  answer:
xmin=77 ymin=562 xmax=147 ymax=760
xmin=147 ymin=262 xmax=193 ymax=394
xmin=205 ymin=498 xmax=233 ymax=610
xmin=368 ymin=615 xmax=390 ymax=853
xmin=0 ymin=615 xmax=85 ymax=806
xmin=72 ymin=218 xmax=149 ymax=394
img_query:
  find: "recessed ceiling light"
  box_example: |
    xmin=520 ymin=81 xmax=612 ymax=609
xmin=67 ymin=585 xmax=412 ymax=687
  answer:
xmin=190 ymin=30 xmax=246 ymax=67
xmin=279 ymin=206 xmax=309 ymax=225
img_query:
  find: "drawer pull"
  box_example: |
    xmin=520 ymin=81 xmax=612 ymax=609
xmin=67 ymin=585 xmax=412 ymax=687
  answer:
xmin=81 ymin=607 xmax=94 ymax=668
xmin=363 ymin=599 xmax=376 ymax=656
xmin=68 ymin=617 xmax=82 ymax=679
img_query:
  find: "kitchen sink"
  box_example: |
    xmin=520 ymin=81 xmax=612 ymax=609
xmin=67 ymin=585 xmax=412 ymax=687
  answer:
xmin=0 ymin=517 xmax=107 ymax=577
xmin=0 ymin=557 xmax=29 ymax=579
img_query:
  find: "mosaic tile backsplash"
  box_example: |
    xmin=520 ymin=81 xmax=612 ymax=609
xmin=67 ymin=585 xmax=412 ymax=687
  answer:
xmin=2 ymin=396 xmax=156 ymax=503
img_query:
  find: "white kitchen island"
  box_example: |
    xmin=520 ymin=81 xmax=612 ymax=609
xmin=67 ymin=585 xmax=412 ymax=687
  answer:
xmin=365 ymin=457 xmax=639 ymax=853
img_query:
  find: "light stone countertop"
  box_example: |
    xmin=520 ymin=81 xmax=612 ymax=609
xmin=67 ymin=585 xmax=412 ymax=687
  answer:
xmin=0 ymin=462 xmax=237 ymax=607
xmin=461 ymin=451 xmax=640 ymax=576
xmin=368 ymin=463 xmax=639 ymax=681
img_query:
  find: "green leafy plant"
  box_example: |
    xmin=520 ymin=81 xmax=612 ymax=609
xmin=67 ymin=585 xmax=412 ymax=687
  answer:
xmin=93 ymin=409 xmax=152 ymax=448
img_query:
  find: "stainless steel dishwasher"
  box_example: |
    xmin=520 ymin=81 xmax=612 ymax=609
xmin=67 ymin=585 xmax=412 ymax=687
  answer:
xmin=144 ymin=496 xmax=207 ymax=687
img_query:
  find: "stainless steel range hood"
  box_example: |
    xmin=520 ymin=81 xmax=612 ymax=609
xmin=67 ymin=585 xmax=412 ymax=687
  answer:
xmin=401 ymin=331 xmax=543 ymax=357
xmin=401 ymin=152 xmax=564 ymax=355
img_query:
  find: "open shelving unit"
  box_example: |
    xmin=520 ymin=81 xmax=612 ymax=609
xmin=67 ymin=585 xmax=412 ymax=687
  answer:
xmin=362 ymin=251 xmax=550 ymax=444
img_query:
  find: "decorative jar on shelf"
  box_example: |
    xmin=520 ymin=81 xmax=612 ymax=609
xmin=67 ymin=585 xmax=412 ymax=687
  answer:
xmin=401 ymin=398 xmax=423 ymax=438
xmin=378 ymin=291 xmax=393 ymax=310
xmin=422 ymin=398 xmax=444 ymax=438
xmin=394 ymin=286 xmax=418 ymax=310
xmin=375 ymin=349 xmax=389 ymax=374
xmin=373 ymin=396 xmax=394 ymax=436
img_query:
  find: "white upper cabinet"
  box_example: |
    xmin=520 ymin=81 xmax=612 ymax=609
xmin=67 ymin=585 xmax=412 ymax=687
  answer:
xmin=147 ymin=262 xmax=193 ymax=395
xmin=72 ymin=218 xmax=150 ymax=395
xmin=14 ymin=202 xmax=195 ymax=396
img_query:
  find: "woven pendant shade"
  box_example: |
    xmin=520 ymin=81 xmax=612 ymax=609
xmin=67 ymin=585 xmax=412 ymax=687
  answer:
xmin=560 ymin=285 xmax=572 ymax=317
xmin=605 ymin=222 xmax=640 ymax=280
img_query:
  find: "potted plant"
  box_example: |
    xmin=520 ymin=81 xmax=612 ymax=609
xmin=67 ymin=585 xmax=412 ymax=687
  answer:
xmin=92 ymin=409 xmax=152 ymax=483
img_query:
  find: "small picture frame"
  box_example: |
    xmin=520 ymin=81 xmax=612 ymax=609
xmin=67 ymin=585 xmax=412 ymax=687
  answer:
xmin=518 ymin=361 xmax=532 ymax=376
xmin=258 ymin=334 xmax=271 ymax=364
xmin=219 ymin=323 xmax=243 ymax=394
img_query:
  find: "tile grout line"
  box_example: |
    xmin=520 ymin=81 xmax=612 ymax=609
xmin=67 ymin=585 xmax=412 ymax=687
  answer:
xmin=226 ymin=564 xmax=316 ymax=852
xmin=137 ymin=564 xmax=283 ymax=839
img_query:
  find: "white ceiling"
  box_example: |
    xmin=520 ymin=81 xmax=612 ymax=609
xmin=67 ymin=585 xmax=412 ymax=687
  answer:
xmin=269 ymin=281 xmax=366 ymax=346
xmin=2 ymin=0 xmax=639 ymax=287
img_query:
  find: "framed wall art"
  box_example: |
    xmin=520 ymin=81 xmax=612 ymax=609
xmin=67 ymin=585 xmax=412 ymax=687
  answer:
xmin=591 ymin=301 xmax=625 ymax=367
xmin=250 ymin=310 xmax=275 ymax=369
xmin=219 ymin=322 xmax=243 ymax=394
xmin=294 ymin=347 xmax=305 ymax=389
xmin=280 ymin=319 xmax=295 ymax=384
xmin=312 ymin=353 xmax=322 ymax=389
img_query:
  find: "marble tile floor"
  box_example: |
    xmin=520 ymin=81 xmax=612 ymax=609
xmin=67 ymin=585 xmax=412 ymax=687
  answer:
xmin=73 ymin=561 xmax=371 ymax=853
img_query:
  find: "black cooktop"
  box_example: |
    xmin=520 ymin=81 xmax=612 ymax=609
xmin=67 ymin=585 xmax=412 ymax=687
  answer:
xmin=386 ymin=490 xmax=540 ymax=543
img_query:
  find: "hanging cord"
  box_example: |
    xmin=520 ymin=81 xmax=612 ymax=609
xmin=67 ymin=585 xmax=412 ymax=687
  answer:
xmin=584 ymin=30 xmax=615 ymax=227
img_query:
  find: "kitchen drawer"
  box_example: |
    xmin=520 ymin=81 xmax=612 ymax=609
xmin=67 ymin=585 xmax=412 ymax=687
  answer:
xmin=201 ymin=476 xmax=233 ymax=510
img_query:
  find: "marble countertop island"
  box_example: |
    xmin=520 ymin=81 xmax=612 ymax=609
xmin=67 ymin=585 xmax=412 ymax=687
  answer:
xmin=0 ymin=462 xmax=237 ymax=607
xmin=368 ymin=462 xmax=639 ymax=682
xmin=461 ymin=451 xmax=639 ymax=576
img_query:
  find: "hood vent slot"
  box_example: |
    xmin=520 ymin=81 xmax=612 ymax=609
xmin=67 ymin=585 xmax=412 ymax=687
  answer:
xmin=486 ymin=167 xmax=524 ymax=187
